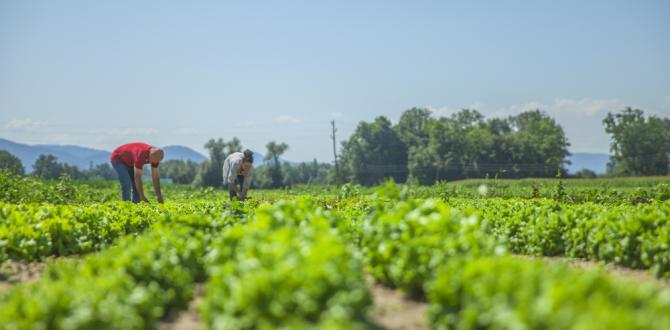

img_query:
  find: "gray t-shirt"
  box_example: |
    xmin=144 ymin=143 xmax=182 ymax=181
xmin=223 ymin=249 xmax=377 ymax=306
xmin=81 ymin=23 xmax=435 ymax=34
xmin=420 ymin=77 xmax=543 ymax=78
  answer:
xmin=222 ymin=152 xmax=253 ymax=190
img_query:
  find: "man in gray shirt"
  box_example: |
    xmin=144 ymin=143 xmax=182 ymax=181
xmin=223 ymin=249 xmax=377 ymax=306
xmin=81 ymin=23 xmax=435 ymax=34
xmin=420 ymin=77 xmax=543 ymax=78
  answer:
xmin=223 ymin=149 xmax=254 ymax=201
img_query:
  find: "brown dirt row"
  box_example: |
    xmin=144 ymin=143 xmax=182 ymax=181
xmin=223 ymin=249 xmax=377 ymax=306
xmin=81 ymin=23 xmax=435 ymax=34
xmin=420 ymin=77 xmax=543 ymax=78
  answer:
xmin=515 ymin=254 xmax=670 ymax=287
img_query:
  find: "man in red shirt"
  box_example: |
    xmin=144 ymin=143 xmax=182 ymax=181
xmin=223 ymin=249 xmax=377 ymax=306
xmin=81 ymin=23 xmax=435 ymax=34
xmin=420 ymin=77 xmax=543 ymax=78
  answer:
xmin=110 ymin=142 xmax=165 ymax=203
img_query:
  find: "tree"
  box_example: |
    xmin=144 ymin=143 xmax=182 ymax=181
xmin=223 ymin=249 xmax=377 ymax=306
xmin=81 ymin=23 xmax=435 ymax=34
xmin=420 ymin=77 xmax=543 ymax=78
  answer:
xmin=406 ymin=145 xmax=440 ymax=185
xmin=573 ymin=168 xmax=597 ymax=179
xmin=264 ymin=141 xmax=289 ymax=188
xmin=340 ymin=116 xmax=408 ymax=185
xmin=32 ymin=154 xmax=62 ymax=179
xmin=225 ymin=138 xmax=242 ymax=156
xmin=194 ymin=138 xmax=229 ymax=188
xmin=0 ymin=150 xmax=25 ymax=176
xmin=506 ymin=110 xmax=571 ymax=177
xmin=161 ymin=159 xmax=199 ymax=184
xmin=395 ymin=107 xmax=433 ymax=148
xmin=604 ymin=107 xmax=670 ymax=176
xmin=85 ymin=163 xmax=117 ymax=180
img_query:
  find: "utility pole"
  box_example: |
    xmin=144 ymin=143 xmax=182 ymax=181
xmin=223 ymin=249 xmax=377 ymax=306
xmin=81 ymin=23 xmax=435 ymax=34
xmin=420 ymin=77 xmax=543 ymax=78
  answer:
xmin=331 ymin=120 xmax=340 ymax=185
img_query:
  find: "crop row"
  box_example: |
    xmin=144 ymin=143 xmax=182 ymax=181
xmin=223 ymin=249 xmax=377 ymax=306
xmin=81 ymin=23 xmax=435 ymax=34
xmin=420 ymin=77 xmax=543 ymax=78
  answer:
xmin=358 ymin=185 xmax=670 ymax=278
xmin=464 ymin=199 xmax=670 ymax=277
xmin=0 ymin=215 xmax=225 ymax=329
xmin=359 ymin=192 xmax=670 ymax=329
xmin=0 ymin=201 xmax=242 ymax=262
xmin=201 ymin=201 xmax=371 ymax=329
xmin=0 ymin=201 xmax=371 ymax=329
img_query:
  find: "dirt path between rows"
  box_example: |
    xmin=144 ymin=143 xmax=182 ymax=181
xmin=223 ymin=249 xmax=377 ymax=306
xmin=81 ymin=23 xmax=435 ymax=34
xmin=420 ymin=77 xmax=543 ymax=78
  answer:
xmin=0 ymin=259 xmax=51 ymax=293
xmin=159 ymin=284 xmax=204 ymax=330
xmin=4 ymin=255 xmax=665 ymax=330
xmin=157 ymin=278 xmax=430 ymax=330
xmin=367 ymin=277 xmax=429 ymax=330
xmin=516 ymin=255 xmax=670 ymax=287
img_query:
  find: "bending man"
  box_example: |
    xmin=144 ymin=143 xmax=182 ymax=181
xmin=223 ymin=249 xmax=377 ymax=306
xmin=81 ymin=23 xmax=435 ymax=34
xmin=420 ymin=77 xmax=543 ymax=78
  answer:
xmin=110 ymin=142 xmax=164 ymax=203
xmin=223 ymin=149 xmax=254 ymax=201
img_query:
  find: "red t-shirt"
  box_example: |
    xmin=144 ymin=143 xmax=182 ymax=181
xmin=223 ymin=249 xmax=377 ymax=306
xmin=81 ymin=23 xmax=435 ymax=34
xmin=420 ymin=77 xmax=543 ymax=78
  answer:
xmin=110 ymin=142 xmax=160 ymax=170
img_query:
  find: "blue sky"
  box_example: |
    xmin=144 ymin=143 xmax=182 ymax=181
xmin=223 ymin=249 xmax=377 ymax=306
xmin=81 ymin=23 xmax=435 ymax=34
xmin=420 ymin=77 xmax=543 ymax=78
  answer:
xmin=1 ymin=0 xmax=669 ymax=161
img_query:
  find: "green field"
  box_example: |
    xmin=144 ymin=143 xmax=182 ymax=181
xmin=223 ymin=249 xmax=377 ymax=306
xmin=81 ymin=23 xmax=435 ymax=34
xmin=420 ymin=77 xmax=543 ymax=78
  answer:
xmin=1 ymin=171 xmax=669 ymax=329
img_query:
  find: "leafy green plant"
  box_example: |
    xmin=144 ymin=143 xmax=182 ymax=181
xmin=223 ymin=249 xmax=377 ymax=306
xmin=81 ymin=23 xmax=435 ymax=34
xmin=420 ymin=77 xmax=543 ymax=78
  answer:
xmin=201 ymin=201 xmax=372 ymax=329
xmin=427 ymin=256 xmax=670 ymax=330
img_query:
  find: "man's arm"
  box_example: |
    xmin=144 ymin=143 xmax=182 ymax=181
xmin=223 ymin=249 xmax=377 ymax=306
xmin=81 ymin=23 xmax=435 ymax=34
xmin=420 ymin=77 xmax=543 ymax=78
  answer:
xmin=134 ymin=168 xmax=149 ymax=202
xmin=151 ymin=167 xmax=163 ymax=203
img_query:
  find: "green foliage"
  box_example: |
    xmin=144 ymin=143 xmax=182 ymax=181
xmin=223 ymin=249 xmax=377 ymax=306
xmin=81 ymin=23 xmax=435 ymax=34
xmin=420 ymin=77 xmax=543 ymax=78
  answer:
xmin=264 ymin=141 xmax=289 ymax=188
xmin=341 ymin=108 xmax=572 ymax=185
xmin=0 ymin=170 xmax=115 ymax=204
xmin=0 ymin=220 xmax=221 ymax=329
xmin=553 ymin=168 xmax=566 ymax=201
xmin=427 ymin=256 xmax=670 ymax=330
xmin=471 ymin=199 xmax=670 ymax=277
xmin=161 ymin=159 xmax=199 ymax=184
xmin=202 ymin=201 xmax=371 ymax=329
xmin=0 ymin=150 xmax=25 ymax=176
xmin=360 ymin=196 xmax=501 ymax=295
xmin=2 ymin=177 xmax=670 ymax=329
xmin=604 ymin=107 xmax=670 ymax=176
xmin=573 ymin=168 xmax=598 ymax=178
xmin=394 ymin=107 xmax=432 ymax=148
xmin=340 ymin=116 xmax=408 ymax=185
xmin=31 ymin=154 xmax=87 ymax=180
xmin=194 ymin=137 xmax=243 ymax=188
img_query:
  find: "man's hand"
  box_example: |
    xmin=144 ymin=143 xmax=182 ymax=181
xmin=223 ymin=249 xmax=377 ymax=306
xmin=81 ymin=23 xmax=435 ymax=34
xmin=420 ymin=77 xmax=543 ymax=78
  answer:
xmin=156 ymin=194 xmax=164 ymax=203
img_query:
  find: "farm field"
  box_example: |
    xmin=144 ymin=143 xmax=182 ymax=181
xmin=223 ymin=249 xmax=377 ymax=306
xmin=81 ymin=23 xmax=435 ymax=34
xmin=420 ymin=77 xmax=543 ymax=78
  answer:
xmin=1 ymin=171 xmax=670 ymax=330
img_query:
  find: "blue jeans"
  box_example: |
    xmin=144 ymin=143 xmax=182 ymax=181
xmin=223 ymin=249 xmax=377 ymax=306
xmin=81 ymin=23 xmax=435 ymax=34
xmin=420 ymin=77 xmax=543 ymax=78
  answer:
xmin=112 ymin=161 xmax=140 ymax=203
xmin=228 ymin=175 xmax=245 ymax=200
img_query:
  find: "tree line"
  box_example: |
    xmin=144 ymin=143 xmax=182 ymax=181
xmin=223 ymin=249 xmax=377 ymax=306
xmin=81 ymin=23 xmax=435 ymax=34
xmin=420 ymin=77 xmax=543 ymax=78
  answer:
xmin=336 ymin=107 xmax=669 ymax=185
xmin=1 ymin=107 xmax=668 ymax=187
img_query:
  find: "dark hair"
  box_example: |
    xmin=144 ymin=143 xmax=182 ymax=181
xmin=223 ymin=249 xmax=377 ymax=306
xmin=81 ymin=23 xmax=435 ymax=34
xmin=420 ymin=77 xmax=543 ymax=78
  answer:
xmin=243 ymin=149 xmax=254 ymax=163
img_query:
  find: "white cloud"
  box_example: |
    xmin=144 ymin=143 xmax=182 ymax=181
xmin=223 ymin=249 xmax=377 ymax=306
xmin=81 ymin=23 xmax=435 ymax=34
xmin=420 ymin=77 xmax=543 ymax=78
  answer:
xmin=330 ymin=112 xmax=343 ymax=119
xmin=274 ymin=115 xmax=301 ymax=124
xmin=664 ymin=95 xmax=670 ymax=108
xmin=426 ymin=101 xmax=483 ymax=118
xmin=467 ymin=101 xmax=483 ymax=111
xmin=4 ymin=119 xmax=48 ymax=131
xmin=491 ymin=98 xmax=623 ymax=119
xmin=426 ymin=105 xmax=456 ymax=117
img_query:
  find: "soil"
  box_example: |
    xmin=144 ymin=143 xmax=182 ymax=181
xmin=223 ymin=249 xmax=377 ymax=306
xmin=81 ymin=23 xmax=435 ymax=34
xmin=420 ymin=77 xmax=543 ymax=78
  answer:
xmin=159 ymin=284 xmax=204 ymax=330
xmin=367 ymin=277 xmax=429 ymax=330
xmin=516 ymin=255 xmax=670 ymax=287
xmin=0 ymin=259 xmax=51 ymax=292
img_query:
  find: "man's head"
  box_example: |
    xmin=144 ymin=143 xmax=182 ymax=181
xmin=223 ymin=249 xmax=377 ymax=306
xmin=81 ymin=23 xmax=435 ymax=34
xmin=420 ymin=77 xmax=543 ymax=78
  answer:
xmin=149 ymin=148 xmax=164 ymax=164
xmin=242 ymin=149 xmax=254 ymax=171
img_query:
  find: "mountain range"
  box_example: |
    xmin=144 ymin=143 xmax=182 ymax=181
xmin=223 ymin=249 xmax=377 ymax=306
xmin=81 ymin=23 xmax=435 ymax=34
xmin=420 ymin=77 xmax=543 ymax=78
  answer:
xmin=1 ymin=138 xmax=609 ymax=174
xmin=0 ymin=138 xmax=212 ymax=172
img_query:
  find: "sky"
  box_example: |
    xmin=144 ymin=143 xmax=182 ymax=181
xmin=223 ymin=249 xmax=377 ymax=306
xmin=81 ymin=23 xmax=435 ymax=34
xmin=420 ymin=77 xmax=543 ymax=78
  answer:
xmin=1 ymin=0 xmax=669 ymax=162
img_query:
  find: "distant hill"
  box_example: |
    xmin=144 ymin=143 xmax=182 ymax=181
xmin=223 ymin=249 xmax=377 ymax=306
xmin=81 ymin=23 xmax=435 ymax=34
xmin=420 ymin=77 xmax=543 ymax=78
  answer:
xmin=0 ymin=138 xmax=296 ymax=172
xmin=162 ymin=145 xmax=207 ymax=163
xmin=0 ymin=138 xmax=208 ymax=172
xmin=566 ymin=152 xmax=610 ymax=174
